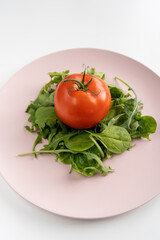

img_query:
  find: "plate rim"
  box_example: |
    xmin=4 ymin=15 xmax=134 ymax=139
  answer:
xmin=0 ymin=47 xmax=159 ymax=95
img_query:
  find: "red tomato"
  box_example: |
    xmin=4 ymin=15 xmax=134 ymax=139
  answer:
xmin=54 ymin=73 xmax=111 ymax=129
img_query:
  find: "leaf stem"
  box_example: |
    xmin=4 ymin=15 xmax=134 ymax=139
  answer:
xmin=89 ymin=135 xmax=104 ymax=158
xmin=115 ymin=77 xmax=138 ymax=128
xmin=115 ymin=77 xmax=137 ymax=97
xmin=18 ymin=149 xmax=77 ymax=157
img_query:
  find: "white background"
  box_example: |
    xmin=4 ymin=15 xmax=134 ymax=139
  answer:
xmin=0 ymin=0 xmax=160 ymax=239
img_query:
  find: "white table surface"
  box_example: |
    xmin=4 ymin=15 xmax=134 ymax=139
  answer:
xmin=0 ymin=0 xmax=160 ymax=239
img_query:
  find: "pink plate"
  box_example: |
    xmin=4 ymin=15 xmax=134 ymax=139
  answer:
xmin=0 ymin=48 xmax=160 ymax=219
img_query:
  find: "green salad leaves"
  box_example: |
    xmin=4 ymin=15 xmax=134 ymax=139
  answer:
xmin=20 ymin=68 xmax=157 ymax=177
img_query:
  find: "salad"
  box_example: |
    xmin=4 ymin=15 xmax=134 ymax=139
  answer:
xmin=19 ymin=67 xmax=157 ymax=176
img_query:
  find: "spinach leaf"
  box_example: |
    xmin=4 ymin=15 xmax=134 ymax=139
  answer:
xmin=65 ymin=132 xmax=94 ymax=151
xmin=91 ymin=125 xmax=131 ymax=153
xmin=131 ymin=116 xmax=157 ymax=140
xmin=108 ymin=85 xmax=124 ymax=98
xmin=59 ymin=152 xmax=73 ymax=164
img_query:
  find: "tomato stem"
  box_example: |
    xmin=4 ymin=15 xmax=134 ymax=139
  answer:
xmin=84 ymin=76 xmax=93 ymax=88
xmin=81 ymin=68 xmax=86 ymax=85
xmin=63 ymin=71 xmax=100 ymax=95
xmin=68 ymin=86 xmax=78 ymax=94
xmin=84 ymin=88 xmax=101 ymax=96
xmin=63 ymin=79 xmax=84 ymax=89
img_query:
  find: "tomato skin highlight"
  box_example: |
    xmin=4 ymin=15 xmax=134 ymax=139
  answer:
xmin=54 ymin=74 xmax=111 ymax=129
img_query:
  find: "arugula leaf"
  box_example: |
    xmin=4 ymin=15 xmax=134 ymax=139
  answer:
xmin=102 ymin=107 xmax=117 ymax=124
xmin=86 ymin=67 xmax=105 ymax=80
xmin=37 ymin=91 xmax=55 ymax=106
xmin=107 ymin=113 xmax=125 ymax=126
xmin=44 ymin=131 xmax=77 ymax=150
xmin=102 ymin=103 xmax=125 ymax=125
xmin=48 ymin=128 xmax=58 ymax=144
xmin=115 ymin=77 xmax=138 ymax=129
xmin=47 ymin=70 xmax=70 ymax=88
xmin=26 ymin=101 xmax=40 ymax=125
xmin=70 ymin=152 xmax=113 ymax=176
xmin=130 ymin=120 xmax=139 ymax=131
xmin=25 ymin=125 xmax=35 ymax=132
xmin=25 ymin=89 xmax=55 ymax=131
xmin=48 ymin=70 xmax=70 ymax=79
xmin=57 ymin=149 xmax=113 ymax=176
xmin=56 ymin=119 xmax=70 ymax=134
xmin=71 ymin=154 xmax=98 ymax=176
xmin=32 ymin=132 xmax=42 ymax=157
xmin=35 ymin=106 xmax=57 ymax=129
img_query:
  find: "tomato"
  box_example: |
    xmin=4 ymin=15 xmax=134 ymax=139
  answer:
xmin=54 ymin=73 xmax=111 ymax=129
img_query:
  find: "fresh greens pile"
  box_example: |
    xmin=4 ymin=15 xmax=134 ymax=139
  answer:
xmin=20 ymin=68 xmax=157 ymax=177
